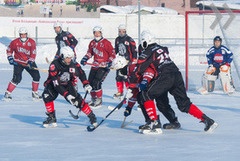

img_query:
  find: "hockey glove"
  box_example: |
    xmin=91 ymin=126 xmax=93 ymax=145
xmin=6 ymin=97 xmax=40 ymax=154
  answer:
xmin=220 ymin=64 xmax=230 ymax=72
xmin=126 ymin=88 xmax=133 ymax=100
xmin=27 ymin=61 xmax=33 ymax=69
xmin=106 ymin=61 xmax=112 ymax=68
xmin=206 ymin=64 xmax=216 ymax=74
xmin=124 ymin=106 xmax=132 ymax=117
xmin=66 ymin=95 xmax=78 ymax=106
xmin=139 ymin=79 xmax=148 ymax=91
xmin=84 ymin=84 xmax=92 ymax=93
xmin=8 ymin=56 xmax=15 ymax=65
xmin=80 ymin=56 xmax=88 ymax=66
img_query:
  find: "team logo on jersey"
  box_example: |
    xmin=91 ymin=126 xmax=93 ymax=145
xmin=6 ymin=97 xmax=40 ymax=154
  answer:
xmin=100 ymin=43 xmax=104 ymax=48
xmin=60 ymin=72 xmax=70 ymax=82
xmin=69 ymin=68 xmax=75 ymax=73
xmin=50 ymin=64 xmax=55 ymax=71
xmin=17 ymin=47 xmax=30 ymax=55
xmin=118 ymin=43 xmax=126 ymax=56
xmin=27 ymin=42 xmax=31 ymax=46
xmin=124 ymin=41 xmax=129 ymax=45
xmin=213 ymin=53 xmax=223 ymax=63
xmin=63 ymin=37 xmax=67 ymax=40
xmin=221 ymin=50 xmax=226 ymax=55
xmin=93 ymin=48 xmax=103 ymax=57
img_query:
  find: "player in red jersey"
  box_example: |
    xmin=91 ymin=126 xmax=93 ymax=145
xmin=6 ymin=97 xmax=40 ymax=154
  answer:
xmin=3 ymin=27 xmax=42 ymax=101
xmin=80 ymin=26 xmax=115 ymax=109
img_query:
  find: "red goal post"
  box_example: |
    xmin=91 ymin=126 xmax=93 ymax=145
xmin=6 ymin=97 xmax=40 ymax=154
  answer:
xmin=185 ymin=10 xmax=240 ymax=91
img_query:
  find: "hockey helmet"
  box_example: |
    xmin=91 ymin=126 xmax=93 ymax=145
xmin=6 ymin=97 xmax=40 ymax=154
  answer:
xmin=118 ymin=24 xmax=126 ymax=37
xmin=140 ymin=30 xmax=155 ymax=49
xmin=53 ymin=22 xmax=62 ymax=29
xmin=18 ymin=27 xmax=28 ymax=42
xmin=93 ymin=26 xmax=102 ymax=33
xmin=53 ymin=22 xmax=63 ymax=34
xmin=60 ymin=46 xmax=74 ymax=65
xmin=213 ymin=36 xmax=222 ymax=48
xmin=112 ymin=55 xmax=128 ymax=70
xmin=19 ymin=27 xmax=28 ymax=34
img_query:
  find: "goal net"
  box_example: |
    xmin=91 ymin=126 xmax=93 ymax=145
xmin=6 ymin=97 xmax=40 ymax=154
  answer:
xmin=185 ymin=10 xmax=240 ymax=91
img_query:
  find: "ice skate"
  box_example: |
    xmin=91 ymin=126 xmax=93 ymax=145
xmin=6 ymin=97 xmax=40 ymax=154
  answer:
xmin=141 ymin=119 xmax=162 ymax=134
xmin=113 ymin=92 xmax=124 ymax=100
xmin=2 ymin=91 xmax=12 ymax=101
xmin=43 ymin=111 xmax=57 ymax=128
xmin=163 ymin=118 xmax=181 ymax=129
xmin=201 ymin=114 xmax=218 ymax=132
xmin=139 ymin=118 xmax=162 ymax=134
xmin=88 ymin=98 xmax=96 ymax=107
xmin=90 ymin=98 xmax=102 ymax=109
xmin=32 ymin=91 xmax=42 ymax=101
xmin=87 ymin=111 xmax=97 ymax=128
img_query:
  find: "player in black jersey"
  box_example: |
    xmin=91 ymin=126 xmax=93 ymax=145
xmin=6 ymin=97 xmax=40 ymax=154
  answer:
xmin=126 ymin=30 xmax=218 ymax=133
xmin=113 ymin=24 xmax=137 ymax=99
xmin=53 ymin=22 xmax=78 ymax=60
xmin=42 ymin=46 xmax=96 ymax=128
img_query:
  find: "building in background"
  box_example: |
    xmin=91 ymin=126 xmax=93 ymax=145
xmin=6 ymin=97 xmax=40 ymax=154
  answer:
xmin=100 ymin=0 xmax=199 ymax=15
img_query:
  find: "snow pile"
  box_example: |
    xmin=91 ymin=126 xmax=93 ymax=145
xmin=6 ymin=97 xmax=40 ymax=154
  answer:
xmin=100 ymin=5 xmax=178 ymax=15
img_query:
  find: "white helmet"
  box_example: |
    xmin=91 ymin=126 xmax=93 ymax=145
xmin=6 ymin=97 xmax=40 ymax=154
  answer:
xmin=112 ymin=55 xmax=128 ymax=70
xmin=19 ymin=27 xmax=28 ymax=34
xmin=53 ymin=22 xmax=62 ymax=28
xmin=118 ymin=24 xmax=126 ymax=30
xmin=93 ymin=26 xmax=102 ymax=33
xmin=118 ymin=24 xmax=126 ymax=37
xmin=60 ymin=46 xmax=74 ymax=60
xmin=140 ymin=30 xmax=155 ymax=48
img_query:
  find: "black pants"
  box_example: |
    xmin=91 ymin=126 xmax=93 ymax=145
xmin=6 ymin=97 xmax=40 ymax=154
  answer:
xmin=137 ymin=91 xmax=177 ymax=123
xmin=115 ymin=65 xmax=128 ymax=82
xmin=88 ymin=67 xmax=109 ymax=90
xmin=42 ymin=83 xmax=84 ymax=109
xmin=141 ymin=71 xmax=192 ymax=113
xmin=12 ymin=63 xmax=40 ymax=85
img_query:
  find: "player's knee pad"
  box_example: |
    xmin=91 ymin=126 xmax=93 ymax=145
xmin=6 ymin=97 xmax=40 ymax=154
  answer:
xmin=137 ymin=92 xmax=144 ymax=105
xmin=33 ymin=72 xmax=41 ymax=82
xmin=176 ymin=99 xmax=192 ymax=113
xmin=12 ymin=74 xmax=22 ymax=85
xmin=219 ymin=66 xmax=235 ymax=94
xmin=91 ymin=80 xmax=101 ymax=90
xmin=116 ymin=74 xmax=124 ymax=82
xmin=202 ymin=72 xmax=217 ymax=92
xmin=42 ymin=87 xmax=58 ymax=103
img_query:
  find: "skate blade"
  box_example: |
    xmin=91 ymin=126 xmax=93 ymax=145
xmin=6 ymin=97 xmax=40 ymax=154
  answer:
xmin=206 ymin=122 xmax=218 ymax=133
xmin=43 ymin=123 xmax=57 ymax=128
xmin=197 ymin=87 xmax=209 ymax=95
xmin=141 ymin=128 xmax=163 ymax=135
xmin=2 ymin=97 xmax=12 ymax=102
xmin=90 ymin=105 xmax=102 ymax=110
xmin=108 ymin=106 xmax=118 ymax=111
xmin=32 ymin=97 xmax=43 ymax=102
xmin=113 ymin=96 xmax=124 ymax=101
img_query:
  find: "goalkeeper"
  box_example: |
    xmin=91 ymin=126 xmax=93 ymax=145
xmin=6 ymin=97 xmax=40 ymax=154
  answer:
xmin=199 ymin=36 xmax=235 ymax=95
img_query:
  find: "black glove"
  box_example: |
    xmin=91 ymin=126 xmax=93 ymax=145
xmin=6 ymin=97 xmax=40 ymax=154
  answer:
xmin=106 ymin=61 xmax=112 ymax=68
xmin=80 ymin=56 xmax=88 ymax=66
xmin=124 ymin=106 xmax=132 ymax=117
xmin=8 ymin=56 xmax=15 ymax=65
xmin=28 ymin=61 xmax=33 ymax=69
xmin=139 ymin=79 xmax=148 ymax=91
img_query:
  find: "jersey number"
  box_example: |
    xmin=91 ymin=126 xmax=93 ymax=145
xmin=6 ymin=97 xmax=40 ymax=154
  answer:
xmin=157 ymin=49 xmax=169 ymax=64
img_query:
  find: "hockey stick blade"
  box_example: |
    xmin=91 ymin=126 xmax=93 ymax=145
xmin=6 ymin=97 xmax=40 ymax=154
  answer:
xmin=87 ymin=98 xmax=127 ymax=132
xmin=69 ymin=110 xmax=80 ymax=120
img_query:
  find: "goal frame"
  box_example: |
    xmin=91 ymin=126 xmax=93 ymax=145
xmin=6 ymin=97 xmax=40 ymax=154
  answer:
xmin=185 ymin=10 xmax=240 ymax=90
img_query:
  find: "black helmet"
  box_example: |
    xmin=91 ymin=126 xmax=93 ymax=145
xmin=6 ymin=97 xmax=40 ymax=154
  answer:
xmin=213 ymin=36 xmax=222 ymax=42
